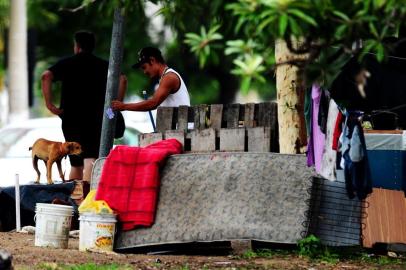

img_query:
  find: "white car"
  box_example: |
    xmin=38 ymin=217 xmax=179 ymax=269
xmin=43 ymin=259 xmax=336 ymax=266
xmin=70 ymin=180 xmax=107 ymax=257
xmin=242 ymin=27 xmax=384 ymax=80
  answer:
xmin=0 ymin=117 xmax=143 ymax=187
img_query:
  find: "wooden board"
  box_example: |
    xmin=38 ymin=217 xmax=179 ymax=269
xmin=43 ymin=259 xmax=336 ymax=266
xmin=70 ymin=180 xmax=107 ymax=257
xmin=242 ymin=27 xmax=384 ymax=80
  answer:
xmin=225 ymin=104 xmax=240 ymax=128
xmin=219 ymin=128 xmax=245 ymax=151
xmin=190 ymin=128 xmax=216 ymax=152
xmin=363 ymin=130 xmax=403 ymax=134
xmin=209 ymin=104 xmax=223 ymax=130
xmin=156 ymin=107 xmax=174 ymax=132
xmin=362 ymin=188 xmax=406 ymax=247
xmin=247 ymin=127 xmax=271 ymax=152
xmin=165 ymin=131 xmax=185 ymax=148
xmin=177 ymin=106 xmax=189 ymax=131
xmin=244 ymin=103 xmax=256 ymax=128
xmin=139 ymin=133 xmax=163 ymax=147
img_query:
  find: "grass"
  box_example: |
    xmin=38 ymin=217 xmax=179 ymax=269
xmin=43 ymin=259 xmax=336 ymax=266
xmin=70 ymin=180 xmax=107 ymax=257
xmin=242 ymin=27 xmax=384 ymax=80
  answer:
xmin=240 ymin=249 xmax=275 ymax=259
xmin=234 ymin=235 xmax=406 ymax=268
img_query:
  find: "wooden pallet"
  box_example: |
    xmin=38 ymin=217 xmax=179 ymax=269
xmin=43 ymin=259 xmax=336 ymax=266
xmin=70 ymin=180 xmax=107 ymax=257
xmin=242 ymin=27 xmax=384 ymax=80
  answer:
xmin=139 ymin=102 xmax=279 ymax=152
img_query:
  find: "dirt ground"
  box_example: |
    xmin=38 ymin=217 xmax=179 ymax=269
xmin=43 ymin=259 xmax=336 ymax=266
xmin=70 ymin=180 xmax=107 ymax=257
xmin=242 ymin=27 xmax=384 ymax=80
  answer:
xmin=1 ymin=232 xmax=406 ymax=270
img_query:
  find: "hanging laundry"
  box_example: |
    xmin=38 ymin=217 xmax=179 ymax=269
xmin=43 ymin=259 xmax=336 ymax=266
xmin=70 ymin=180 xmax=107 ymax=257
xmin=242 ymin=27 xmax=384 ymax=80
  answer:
xmin=318 ymin=89 xmax=330 ymax=134
xmin=320 ymin=99 xmax=339 ymax=181
xmin=339 ymin=113 xmax=372 ymax=199
xmin=307 ymin=84 xmax=326 ymax=173
xmin=332 ymin=111 xmax=344 ymax=151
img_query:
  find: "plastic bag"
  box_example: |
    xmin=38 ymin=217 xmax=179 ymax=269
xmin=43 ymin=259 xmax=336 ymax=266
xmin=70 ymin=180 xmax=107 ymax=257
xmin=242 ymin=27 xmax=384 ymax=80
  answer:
xmin=78 ymin=189 xmax=114 ymax=214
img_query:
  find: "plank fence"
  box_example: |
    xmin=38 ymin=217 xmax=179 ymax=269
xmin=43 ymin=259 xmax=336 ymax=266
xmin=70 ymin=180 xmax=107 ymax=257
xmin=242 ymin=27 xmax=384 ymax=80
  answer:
xmin=139 ymin=102 xmax=279 ymax=152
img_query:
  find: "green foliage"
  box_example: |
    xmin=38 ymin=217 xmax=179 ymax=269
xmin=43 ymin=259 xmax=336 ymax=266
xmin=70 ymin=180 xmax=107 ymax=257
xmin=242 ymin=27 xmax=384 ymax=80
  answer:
xmin=172 ymin=0 xmax=406 ymax=91
xmin=306 ymin=46 xmax=352 ymax=87
xmin=298 ymin=235 xmax=339 ymax=264
xmin=0 ymin=0 xmax=9 ymax=31
xmin=241 ymin=250 xmax=259 ymax=259
xmin=239 ymin=249 xmax=275 ymax=259
xmin=176 ymin=264 xmax=190 ymax=270
xmin=226 ymin=0 xmax=317 ymax=37
xmin=298 ymin=234 xmax=323 ymax=258
xmin=232 ymin=54 xmax=266 ymax=94
xmin=184 ymin=24 xmax=223 ymax=68
xmin=225 ymin=39 xmax=269 ymax=94
xmin=188 ymin=74 xmax=220 ymax=104
xmin=28 ymin=0 xmax=59 ymax=30
xmin=154 ymin=0 xmax=249 ymax=103
xmin=254 ymin=249 xmax=274 ymax=258
xmin=28 ymin=0 xmax=406 ymax=106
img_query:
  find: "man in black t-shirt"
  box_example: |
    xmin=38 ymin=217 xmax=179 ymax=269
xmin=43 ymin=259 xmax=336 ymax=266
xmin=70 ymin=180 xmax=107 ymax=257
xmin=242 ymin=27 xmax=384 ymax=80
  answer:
xmin=41 ymin=31 xmax=127 ymax=182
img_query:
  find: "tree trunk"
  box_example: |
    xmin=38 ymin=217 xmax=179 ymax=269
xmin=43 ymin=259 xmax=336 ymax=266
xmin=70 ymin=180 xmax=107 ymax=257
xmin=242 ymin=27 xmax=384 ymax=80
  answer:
xmin=275 ymin=39 xmax=307 ymax=154
xmin=8 ymin=0 xmax=28 ymax=123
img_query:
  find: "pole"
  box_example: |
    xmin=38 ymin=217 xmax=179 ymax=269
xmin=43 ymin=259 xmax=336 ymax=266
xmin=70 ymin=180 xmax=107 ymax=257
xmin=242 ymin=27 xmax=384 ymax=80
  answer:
xmin=99 ymin=7 xmax=125 ymax=158
xmin=142 ymin=90 xmax=156 ymax=132
xmin=15 ymin=174 xmax=21 ymax=232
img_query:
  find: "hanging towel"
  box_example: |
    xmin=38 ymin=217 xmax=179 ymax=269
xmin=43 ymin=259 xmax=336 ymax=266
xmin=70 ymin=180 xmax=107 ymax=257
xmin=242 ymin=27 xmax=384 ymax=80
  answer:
xmin=95 ymin=139 xmax=183 ymax=230
xmin=319 ymin=99 xmax=339 ymax=181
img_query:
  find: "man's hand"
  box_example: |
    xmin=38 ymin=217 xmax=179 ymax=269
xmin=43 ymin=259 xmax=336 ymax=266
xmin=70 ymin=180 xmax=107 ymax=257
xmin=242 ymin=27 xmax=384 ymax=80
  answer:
xmin=111 ymin=100 xmax=125 ymax=111
xmin=47 ymin=103 xmax=63 ymax=115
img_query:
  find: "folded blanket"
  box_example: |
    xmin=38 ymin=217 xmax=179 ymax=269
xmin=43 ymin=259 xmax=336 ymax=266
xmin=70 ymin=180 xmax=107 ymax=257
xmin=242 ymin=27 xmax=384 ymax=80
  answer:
xmin=95 ymin=139 xmax=182 ymax=230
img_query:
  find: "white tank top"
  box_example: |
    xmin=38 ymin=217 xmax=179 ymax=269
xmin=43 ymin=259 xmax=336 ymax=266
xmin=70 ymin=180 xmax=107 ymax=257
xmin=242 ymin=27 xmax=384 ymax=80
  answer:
xmin=159 ymin=68 xmax=190 ymax=107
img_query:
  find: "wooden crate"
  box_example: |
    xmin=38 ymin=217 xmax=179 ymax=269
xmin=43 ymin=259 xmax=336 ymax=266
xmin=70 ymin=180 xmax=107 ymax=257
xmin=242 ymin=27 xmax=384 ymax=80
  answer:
xmin=139 ymin=102 xmax=279 ymax=152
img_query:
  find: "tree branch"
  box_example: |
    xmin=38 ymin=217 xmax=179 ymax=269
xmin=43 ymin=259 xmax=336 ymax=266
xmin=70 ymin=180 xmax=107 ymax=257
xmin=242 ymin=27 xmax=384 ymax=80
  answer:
xmin=285 ymin=36 xmax=313 ymax=54
xmin=59 ymin=0 xmax=98 ymax=12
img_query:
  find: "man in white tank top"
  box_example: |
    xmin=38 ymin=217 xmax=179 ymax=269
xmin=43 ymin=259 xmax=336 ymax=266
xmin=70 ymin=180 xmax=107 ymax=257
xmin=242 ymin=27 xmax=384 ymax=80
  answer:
xmin=111 ymin=47 xmax=190 ymax=112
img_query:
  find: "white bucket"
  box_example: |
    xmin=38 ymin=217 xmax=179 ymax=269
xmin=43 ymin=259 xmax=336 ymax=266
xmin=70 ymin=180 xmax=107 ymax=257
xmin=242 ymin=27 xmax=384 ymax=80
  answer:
xmin=79 ymin=212 xmax=117 ymax=251
xmin=34 ymin=203 xmax=74 ymax=249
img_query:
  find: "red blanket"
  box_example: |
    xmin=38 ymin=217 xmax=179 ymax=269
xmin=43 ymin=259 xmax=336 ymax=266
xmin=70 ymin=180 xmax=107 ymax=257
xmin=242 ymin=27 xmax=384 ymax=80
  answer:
xmin=95 ymin=139 xmax=182 ymax=230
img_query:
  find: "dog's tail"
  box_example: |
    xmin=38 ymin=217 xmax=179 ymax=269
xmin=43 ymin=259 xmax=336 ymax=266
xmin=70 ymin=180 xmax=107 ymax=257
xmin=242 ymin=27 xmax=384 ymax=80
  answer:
xmin=29 ymin=146 xmax=32 ymax=151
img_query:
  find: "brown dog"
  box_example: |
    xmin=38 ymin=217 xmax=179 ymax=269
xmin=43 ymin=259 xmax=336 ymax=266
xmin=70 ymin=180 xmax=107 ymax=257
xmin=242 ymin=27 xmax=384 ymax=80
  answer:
xmin=29 ymin=138 xmax=82 ymax=184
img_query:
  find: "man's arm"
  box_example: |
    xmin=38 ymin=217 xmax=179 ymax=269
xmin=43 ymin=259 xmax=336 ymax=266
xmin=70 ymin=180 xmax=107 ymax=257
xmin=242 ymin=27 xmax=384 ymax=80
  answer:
xmin=117 ymin=74 xmax=128 ymax=101
xmin=41 ymin=70 xmax=63 ymax=115
xmin=111 ymin=73 xmax=179 ymax=112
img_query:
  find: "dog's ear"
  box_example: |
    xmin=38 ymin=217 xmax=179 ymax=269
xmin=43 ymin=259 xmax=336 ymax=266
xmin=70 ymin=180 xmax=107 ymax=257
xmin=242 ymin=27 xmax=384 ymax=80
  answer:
xmin=67 ymin=142 xmax=75 ymax=152
xmin=61 ymin=142 xmax=71 ymax=153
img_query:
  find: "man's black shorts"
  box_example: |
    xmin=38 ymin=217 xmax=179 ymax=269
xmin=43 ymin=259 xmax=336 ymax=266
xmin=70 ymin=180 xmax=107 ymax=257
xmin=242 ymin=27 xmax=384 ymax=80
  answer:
xmin=62 ymin=120 xmax=101 ymax=167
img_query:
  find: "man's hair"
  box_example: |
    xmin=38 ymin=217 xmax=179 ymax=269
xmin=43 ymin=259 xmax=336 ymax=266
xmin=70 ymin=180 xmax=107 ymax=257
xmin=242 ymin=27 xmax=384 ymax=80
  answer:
xmin=132 ymin=47 xmax=165 ymax=69
xmin=74 ymin=31 xmax=95 ymax=53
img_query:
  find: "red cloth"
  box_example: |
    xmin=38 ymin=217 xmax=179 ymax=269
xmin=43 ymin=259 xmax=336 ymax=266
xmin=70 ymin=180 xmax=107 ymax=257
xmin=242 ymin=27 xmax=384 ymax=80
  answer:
xmin=332 ymin=112 xmax=343 ymax=151
xmin=95 ymin=139 xmax=182 ymax=230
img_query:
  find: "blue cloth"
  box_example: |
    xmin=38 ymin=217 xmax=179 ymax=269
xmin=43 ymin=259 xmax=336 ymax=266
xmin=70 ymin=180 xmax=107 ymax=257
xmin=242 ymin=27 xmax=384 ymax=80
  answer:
xmin=349 ymin=125 xmax=364 ymax=162
xmin=0 ymin=182 xmax=77 ymax=231
xmin=0 ymin=182 xmax=77 ymax=212
xmin=341 ymin=114 xmax=372 ymax=199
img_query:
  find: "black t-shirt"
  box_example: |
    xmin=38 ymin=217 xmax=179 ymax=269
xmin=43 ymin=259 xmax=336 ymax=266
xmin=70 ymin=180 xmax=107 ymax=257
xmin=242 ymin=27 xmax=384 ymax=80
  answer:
xmin=49 ymin=52 xmax=108 ymax=126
